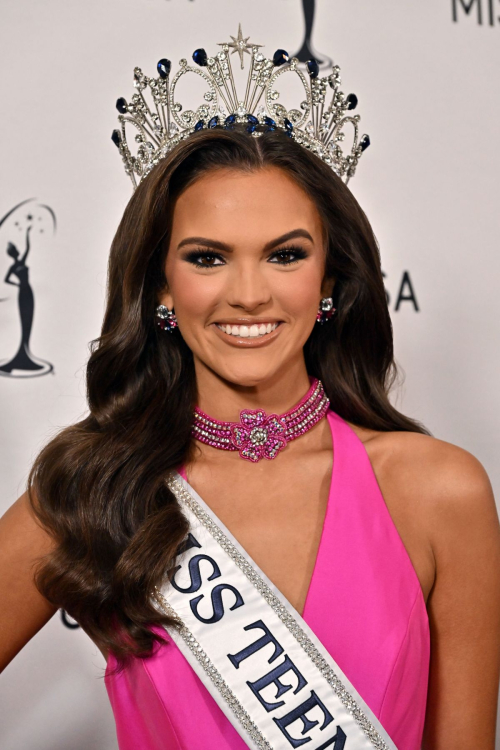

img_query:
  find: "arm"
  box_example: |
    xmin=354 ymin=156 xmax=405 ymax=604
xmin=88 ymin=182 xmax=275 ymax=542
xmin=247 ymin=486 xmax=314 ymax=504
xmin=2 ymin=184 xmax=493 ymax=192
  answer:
xmin=366 ymin=428 xmax=500 ymax=746
xmin=20 ymin=225 xmax=32 ymax=263
xmin=422 ymin=447 xmax=500 ymax=748
xmin=3 ymin=268 xmax=19 ymax=286
xmin=0 ymin=492 xmax=57 ymax=672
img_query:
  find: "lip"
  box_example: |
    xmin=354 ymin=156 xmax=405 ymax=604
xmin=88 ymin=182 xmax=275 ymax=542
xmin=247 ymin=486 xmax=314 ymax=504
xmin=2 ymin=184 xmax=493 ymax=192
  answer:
xmin=211 ymin=318 xmax=284 ymax=326
xmin=210 ymin=321 xmax=284 ymax=348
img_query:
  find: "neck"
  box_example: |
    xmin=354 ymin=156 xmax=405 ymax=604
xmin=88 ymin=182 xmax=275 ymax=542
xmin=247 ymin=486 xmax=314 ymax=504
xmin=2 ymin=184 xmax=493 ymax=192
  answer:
xmin=194 ymin=357 xmax=312 ymax=420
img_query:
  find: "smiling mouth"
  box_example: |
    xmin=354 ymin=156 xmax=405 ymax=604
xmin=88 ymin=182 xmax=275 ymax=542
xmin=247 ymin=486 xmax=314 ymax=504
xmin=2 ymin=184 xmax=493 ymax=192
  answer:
xmin=214 ymin=322 xmax=281 ymax=339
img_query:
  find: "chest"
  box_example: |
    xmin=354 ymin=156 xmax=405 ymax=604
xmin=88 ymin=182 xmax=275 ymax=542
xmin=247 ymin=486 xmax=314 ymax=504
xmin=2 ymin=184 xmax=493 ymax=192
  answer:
xmin=184 ymin=447 xmax=333 ymax=616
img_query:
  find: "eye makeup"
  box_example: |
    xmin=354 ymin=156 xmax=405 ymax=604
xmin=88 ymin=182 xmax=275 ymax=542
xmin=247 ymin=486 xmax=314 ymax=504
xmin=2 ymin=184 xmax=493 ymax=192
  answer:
xmin=182 ymin=244 xmax=309 ymax=269
xmin=268 ymin=245 xmax=309 ymax=265
xmin=182 ymin=249 xmax=225 ymax=268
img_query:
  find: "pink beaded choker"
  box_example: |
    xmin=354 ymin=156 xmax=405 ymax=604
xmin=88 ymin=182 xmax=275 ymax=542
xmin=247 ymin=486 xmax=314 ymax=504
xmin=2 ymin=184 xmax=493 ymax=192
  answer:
xmin=192 ymin=378 xmax=330 ymax=463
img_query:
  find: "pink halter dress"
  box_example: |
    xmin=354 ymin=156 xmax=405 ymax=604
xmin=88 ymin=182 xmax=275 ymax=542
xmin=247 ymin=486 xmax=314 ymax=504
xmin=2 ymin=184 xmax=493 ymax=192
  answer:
xmin=105 ymin=409 xmax=430 ymax=749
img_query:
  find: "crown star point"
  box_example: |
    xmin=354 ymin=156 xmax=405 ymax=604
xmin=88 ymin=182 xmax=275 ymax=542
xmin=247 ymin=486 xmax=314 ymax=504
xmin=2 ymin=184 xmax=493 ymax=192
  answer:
xmin=222 ymin=22 xmax=262 ymax=69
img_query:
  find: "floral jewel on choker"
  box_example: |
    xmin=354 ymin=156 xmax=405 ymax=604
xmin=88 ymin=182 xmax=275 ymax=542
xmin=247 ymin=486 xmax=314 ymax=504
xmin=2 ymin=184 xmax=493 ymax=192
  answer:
xmin=192 ymin=377 xmax=330 ymax=463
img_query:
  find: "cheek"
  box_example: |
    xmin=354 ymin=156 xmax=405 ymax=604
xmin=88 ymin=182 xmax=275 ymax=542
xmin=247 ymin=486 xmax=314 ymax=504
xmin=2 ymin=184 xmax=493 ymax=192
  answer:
xmin=272 ymin=264 xmax=324 ymax=318
xmin=167 ymin=263 xmax=222 ymax=324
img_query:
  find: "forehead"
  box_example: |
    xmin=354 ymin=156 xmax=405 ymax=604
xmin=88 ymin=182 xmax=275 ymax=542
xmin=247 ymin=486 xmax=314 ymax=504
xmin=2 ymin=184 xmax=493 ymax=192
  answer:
xmin=169 ymin=166 xmax=324 ymax=245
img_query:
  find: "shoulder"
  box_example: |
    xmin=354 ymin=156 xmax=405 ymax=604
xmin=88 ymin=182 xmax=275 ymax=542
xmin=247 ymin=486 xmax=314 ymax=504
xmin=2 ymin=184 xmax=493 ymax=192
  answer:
xmin=369 ymin=426 xmax=490 ymax=495
xmin=344 ymin=422 xmax=499 ymax=604
xmin=347 ymin=422 xmax=497 ymax=545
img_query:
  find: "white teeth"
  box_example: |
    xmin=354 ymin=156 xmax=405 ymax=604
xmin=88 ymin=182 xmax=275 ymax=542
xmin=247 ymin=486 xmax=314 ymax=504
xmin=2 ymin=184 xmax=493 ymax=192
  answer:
xmin=216 ymin=323 xmax=280 ymax=338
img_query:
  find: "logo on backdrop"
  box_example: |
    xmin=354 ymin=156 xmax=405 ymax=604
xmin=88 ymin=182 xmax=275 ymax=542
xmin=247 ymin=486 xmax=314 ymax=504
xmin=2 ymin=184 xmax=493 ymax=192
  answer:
xmin=0 ymin=199 xmax=55 ymax=378
xmin=61 ymin=610 xmax=80 ymax=629
xmin=383 ymin=271 xmax=419 ymax=312
xmin=452 ymin=0 xmax=499 ymax=25
xmin=293 ymin=0 xmax=332 ymax=67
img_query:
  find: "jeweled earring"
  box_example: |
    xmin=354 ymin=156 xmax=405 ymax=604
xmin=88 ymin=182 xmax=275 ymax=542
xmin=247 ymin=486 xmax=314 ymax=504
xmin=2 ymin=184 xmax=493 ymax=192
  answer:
xmin=155 ymin=304 xmax=178 ymax=332
xmin=316 ymin=297 xmax=336 ymax=325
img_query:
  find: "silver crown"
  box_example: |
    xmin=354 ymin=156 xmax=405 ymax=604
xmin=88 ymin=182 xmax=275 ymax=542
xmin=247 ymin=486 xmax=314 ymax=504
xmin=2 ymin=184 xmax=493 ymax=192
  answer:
xmin=112 ymin=24 xmax=371 ymax=191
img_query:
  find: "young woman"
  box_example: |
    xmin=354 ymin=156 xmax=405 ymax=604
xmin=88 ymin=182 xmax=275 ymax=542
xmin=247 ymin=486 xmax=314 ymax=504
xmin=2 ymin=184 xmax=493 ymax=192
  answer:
xmin=1 ymin=125 xmax=499 ymax=750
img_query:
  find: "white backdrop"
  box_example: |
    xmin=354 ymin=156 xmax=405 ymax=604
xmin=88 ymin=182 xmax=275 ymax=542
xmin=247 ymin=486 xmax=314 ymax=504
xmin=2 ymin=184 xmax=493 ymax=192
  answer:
xmin=1 ymin=0 xmax=499 ymax=747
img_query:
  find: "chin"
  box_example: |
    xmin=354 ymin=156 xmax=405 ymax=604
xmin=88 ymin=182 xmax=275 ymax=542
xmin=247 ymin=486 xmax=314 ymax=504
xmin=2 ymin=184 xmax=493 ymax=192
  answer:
xmin=211 ymin=364 xmax=283 ymax=389
xmin=223 ymin=371 xmax=277 ymax=389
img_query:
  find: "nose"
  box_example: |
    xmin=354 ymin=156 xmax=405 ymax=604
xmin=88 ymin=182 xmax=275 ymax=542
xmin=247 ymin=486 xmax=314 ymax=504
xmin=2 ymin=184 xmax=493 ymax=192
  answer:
xmin=225 ymin=261 xmax=272 ymax=312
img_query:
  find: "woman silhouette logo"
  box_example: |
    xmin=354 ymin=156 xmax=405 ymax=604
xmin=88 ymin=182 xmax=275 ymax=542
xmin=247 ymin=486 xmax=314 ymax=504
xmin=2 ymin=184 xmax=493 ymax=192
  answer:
xmin=0 ymin=199 xmax=55 ymax=377
xmin=294 ymin=0 xmax=332 ymax=68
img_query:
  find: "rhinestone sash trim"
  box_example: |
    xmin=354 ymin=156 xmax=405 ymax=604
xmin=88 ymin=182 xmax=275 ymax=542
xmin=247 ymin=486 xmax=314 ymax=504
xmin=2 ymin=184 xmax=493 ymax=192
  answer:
xmin=192 ymin=377 xmax=330 ymax=462
xmin=156 ymin=476 xmax=393 ymax=750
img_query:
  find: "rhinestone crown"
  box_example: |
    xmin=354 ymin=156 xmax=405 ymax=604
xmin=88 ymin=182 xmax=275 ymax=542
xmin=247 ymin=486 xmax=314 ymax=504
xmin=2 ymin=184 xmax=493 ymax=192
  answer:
xmin=112 ymin=24 xmax=371 ymax=191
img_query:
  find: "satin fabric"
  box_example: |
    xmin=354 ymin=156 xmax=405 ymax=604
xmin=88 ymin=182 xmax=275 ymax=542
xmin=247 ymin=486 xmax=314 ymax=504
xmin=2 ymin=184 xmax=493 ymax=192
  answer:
xmin=105 ymin=409 xmax=430 ymax=749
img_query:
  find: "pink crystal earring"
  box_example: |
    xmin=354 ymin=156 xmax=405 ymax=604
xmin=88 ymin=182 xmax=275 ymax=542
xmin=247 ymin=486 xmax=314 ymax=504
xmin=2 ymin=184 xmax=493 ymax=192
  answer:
xmin=316 ymin=297 xmax=336 ymax=325
xmin=155 ymin=304 xmax=178 ymax=332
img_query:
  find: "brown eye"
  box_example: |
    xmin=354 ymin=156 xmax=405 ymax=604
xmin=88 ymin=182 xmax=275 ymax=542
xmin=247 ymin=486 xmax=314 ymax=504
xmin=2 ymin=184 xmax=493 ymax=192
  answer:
xmin=269 ymin=246 xmax=308 ymax=265
xmin=184 ymin=250 xmax=225 ymax=268
xmin=199 ymin=254 xmax=220 ymax=267
xmin=272 ymin=251 xmax=295 ymax=263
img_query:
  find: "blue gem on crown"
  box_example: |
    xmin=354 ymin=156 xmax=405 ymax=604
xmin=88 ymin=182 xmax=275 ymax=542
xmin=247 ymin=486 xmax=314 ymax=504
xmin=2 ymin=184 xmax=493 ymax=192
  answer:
xmin=112 ymin=23 xmax=371 ymax=191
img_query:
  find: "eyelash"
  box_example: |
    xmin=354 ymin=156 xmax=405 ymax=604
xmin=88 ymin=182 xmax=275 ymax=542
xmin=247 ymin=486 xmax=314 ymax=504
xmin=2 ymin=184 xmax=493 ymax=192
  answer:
xmin=184 ymin=245 xmax=309 ymax=269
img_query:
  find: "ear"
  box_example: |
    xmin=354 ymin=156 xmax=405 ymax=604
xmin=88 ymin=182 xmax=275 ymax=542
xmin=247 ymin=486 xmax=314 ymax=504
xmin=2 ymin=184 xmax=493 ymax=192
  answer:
xmin=320 ymin=275 xmax=336 ymax=300
xmin=157 ymin=282 xmax=174 ymax=311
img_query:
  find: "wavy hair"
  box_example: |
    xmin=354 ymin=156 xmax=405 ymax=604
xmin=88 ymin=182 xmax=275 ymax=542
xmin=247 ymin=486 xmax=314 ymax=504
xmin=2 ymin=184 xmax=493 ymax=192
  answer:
xmin=27 ymin=127 xmax=429 ymax=660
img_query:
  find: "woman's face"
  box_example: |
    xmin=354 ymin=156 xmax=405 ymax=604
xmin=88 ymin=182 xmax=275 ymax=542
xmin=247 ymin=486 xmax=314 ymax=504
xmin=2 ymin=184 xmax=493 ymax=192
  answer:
xmin=161 ymin=165 xmax=332 ymax=388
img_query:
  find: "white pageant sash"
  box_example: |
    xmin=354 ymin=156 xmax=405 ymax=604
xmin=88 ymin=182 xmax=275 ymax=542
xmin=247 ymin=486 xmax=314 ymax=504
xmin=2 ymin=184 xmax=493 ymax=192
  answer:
xmin=154 ymin=473 xmax=398 ymax=750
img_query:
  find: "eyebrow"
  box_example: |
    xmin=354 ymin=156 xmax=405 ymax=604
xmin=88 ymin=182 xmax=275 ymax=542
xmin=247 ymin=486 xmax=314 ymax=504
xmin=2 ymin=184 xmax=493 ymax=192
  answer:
xmin=176 ymin=228 xmax=315 ymax=253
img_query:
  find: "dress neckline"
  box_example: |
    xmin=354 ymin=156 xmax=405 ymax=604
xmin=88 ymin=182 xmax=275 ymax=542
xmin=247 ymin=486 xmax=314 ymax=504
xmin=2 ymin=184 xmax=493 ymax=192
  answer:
xmin=297 ymin=409 xmax=336 ymax=618
xmin=177 ymin=408 xmax=336 ymax=619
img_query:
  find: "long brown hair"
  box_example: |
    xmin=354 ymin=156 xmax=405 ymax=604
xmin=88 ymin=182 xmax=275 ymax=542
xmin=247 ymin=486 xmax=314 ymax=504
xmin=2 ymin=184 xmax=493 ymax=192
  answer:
xmin=27 ymin=127 xmax=429 ymax=660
